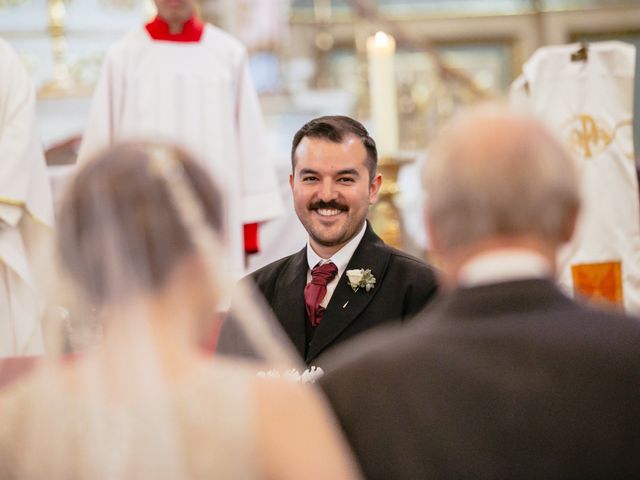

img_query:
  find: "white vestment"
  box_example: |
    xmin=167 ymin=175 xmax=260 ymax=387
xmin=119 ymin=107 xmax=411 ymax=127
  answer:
xmin=0 ymin=38 xmax=54 ymax=356
xmin=511 ymin=41 xmax=640 ymax=313
xmin=78 ymin=24 xmax=283 ymax=277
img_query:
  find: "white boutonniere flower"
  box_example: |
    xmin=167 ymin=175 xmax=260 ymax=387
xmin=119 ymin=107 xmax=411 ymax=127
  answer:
xmin=346 ymin=268 xmax=376 ymax=292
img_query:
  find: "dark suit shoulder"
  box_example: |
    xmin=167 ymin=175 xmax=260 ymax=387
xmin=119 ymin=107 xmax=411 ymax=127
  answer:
xmin=381 ymin=246 xmax=439 ymax=316
xmin=248 ymin=250 xmax=302 ymax=286
xmin=386 ymin=246 xmax=437 ymax=275
xmin=249 ymin=254 xmax=294 ymax=282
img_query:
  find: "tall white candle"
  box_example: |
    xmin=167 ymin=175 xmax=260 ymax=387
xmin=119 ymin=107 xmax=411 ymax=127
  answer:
xmin=366 ymin=31 xmax=399 ymax=160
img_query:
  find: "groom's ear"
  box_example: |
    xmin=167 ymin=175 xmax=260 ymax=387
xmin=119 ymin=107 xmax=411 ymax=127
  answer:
xmin=289 ymin=173 xmax=294 ymax=190
xmin=368 ymin=173 xmax=382 ymax=204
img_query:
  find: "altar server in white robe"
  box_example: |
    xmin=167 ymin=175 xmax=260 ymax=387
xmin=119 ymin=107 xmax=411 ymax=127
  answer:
xmin=0 ymin=38 xmax=54 ymax=357
xmin=77 ymin=0 xmax=283 ymax=277
xmin=511 ymin=41 xmax=640 ymax=313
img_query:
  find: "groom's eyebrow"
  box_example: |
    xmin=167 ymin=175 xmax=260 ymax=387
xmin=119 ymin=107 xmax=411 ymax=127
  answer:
xmin=336 ymin=168 xmax=359 ymax=177
xmin=297 ymin=167 xmax=360 ymax=177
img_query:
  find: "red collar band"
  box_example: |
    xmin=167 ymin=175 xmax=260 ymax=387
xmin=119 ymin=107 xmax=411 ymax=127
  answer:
xmin=145 ymin=14 xmax=204 ymax=42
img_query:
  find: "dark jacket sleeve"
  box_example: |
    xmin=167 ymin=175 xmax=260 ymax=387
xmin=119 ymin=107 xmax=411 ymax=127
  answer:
xmin=216 ymin=258 xmax=290 ymax=358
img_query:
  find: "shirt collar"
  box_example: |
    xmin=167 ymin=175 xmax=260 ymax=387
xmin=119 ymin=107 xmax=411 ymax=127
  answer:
xmin=457 ymin=248 xmax=552 ymax=288
xmin=145 ymin=14 xmax=204 ymax=42
xmin=306 ymin=221 xmax=367 ymax=278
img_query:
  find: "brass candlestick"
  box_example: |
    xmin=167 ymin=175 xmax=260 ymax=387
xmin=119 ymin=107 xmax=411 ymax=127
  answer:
xmin=369 ymin=154 xmax=412 ymax=250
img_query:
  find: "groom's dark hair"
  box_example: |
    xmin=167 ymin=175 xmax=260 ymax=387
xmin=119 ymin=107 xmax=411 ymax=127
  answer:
xmin=291 ymin=115 xmax=378 ymax=181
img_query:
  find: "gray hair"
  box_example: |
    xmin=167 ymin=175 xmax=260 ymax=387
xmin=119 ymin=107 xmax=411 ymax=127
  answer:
xmin=422 ymin=103 xmax=581 ymax=251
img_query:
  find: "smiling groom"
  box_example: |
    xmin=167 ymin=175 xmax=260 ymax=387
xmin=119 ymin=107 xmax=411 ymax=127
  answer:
xmin=249 ymin=116 xmax=438 ymax=365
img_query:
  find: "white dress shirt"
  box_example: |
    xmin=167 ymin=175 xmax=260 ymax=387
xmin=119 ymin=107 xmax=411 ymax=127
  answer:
xmin=306 ymin=221 xmax=368 ymax=308
xmin=457 ymin=249 xmax=552 ymax=288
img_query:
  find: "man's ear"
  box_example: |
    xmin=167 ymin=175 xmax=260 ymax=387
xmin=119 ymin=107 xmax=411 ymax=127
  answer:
xmin=289 ymin=173 xmax=294 ymax=190
xmin=424 ymin=204 xmax=440 ymax=252
xmin=368 ymin=173 xmax=383 ymax=204
xmin=561 ymin=204 xmax=580 ymax=244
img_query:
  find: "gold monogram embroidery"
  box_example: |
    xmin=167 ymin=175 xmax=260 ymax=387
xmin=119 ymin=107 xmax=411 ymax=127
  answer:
xmin=562 ymin=115 xmax=632 ymax=159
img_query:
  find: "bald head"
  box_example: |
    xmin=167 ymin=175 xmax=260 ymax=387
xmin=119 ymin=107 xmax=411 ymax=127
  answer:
xmin=423 ymin=103 xmax=580 ymax=257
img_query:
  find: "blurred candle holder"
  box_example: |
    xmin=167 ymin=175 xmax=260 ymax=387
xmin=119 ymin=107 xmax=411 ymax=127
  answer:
xmin=369 ymin=153 xmax=413 ymax=250
xmin=366 ymin=31 xmax=406 ymax=249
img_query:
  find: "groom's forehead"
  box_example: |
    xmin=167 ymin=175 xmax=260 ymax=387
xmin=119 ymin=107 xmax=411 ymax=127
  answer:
xmin=293 ymin=136 xmax=367 ymax=170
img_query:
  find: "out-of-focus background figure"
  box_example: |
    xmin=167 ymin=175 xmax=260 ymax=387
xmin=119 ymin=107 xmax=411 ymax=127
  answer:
xmin=0 ymin=38 xmax=54 ymax=357
xmin=76 ymin=0 xmax=284 ymax=277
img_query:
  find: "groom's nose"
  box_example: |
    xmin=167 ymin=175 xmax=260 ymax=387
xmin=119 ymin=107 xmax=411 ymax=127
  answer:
xmin=317 ymin=179 xmax=338 ymax=202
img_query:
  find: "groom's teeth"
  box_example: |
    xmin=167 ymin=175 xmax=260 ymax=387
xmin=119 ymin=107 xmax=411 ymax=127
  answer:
xmin=317 ymin=209 xmax=341 ymax=216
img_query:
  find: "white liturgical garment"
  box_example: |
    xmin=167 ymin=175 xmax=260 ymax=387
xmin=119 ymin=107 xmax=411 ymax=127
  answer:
xmin=0 ymin=38 xmax=54 ymax=356
xmin=511 ymin=41 xmax=640 ymax=313
xmin=78 ymin=24 xmax=283 ymax=277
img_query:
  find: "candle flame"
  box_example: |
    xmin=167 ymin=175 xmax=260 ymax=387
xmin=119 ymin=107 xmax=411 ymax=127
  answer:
xmin=374 ymin=31 xmax=392 ymax=47
xmin=367 ymin=31 xmax=395 ymax=53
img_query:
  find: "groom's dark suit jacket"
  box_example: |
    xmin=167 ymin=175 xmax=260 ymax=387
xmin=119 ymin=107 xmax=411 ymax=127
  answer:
xmin=321 ymin=279 xmax=640 ymax=479
xmin=249 ymin=225 xmax=438 ymax=365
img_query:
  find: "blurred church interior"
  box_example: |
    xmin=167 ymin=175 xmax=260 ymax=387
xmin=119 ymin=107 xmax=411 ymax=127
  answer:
xmin=1 ymin=0 xmax=639 ymax=271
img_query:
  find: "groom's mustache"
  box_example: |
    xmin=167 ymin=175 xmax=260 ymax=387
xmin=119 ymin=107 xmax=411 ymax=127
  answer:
xmin=309 ymin=200 xmax=348 ymax=211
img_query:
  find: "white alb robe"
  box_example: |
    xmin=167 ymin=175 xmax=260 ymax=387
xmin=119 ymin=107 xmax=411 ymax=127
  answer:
xmin=511 ymin=41 xmax=640 ymax=313
xmin=0 ymin=38 xmax=55 ymax=356
xmin=77 ymin=24 xmax=283 ymax=277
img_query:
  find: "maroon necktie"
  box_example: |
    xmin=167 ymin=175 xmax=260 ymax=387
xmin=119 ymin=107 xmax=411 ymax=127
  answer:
xmin=304 ymin=262 xmax=338 ymax=327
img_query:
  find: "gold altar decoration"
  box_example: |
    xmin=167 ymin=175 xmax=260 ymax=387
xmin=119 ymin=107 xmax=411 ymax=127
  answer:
xmin=39 ymin=0 xmax=77 ymax=97
xmin=311 ymin=0 xmax=335 ymax=88
xmin=369 ymin=155 xmax=411 ymax=249
xmin=39 ymin=0 xmax=155 ymax=98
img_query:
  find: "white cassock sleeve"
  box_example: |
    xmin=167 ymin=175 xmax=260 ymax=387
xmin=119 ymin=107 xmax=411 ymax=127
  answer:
xmin=0 ymin=42 xmax=50 ymax=227
xmin=234 ymin=53 xmax=284 ymax=225
xmin=0 ymin=39 xmax=53 ymax=356
xmin=0 ymin=39 xmax=53 ymax=259
xmin=0 ymin=46 xmax=33 ymax=286
xmin=76 ymin=49 xmax=123 ymax=164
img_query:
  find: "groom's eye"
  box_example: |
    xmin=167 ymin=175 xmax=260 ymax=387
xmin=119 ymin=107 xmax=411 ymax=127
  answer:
xmin=338 ymin=177 xmax=355 ymax=184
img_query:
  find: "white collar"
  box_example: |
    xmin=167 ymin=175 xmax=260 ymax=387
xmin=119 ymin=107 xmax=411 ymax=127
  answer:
xmin=457 ymin=248 xmax=552 ymax=287
xmin=306 ymin=221 xmax=368 ymax=278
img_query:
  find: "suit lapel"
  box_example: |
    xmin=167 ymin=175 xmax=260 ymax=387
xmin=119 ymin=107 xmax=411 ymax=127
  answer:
xmin=272 ymin=248 xmax=308 ymax=358
xmin=307 ymin=226 xmax=391 ymax=362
